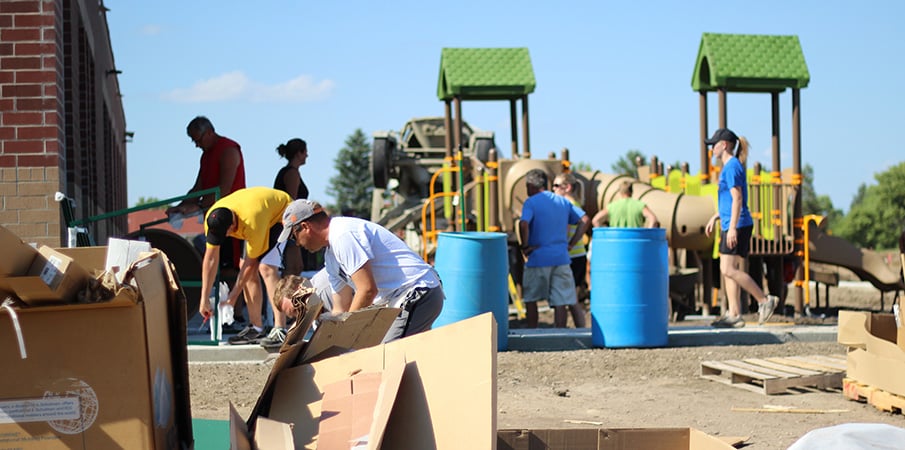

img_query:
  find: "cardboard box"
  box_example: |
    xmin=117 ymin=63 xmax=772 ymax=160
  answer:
xmin=233 ymin=312 xmax=498 ymax=449
xmin=0 ymin=248 xmax=192 ymax=449
xmin=0 ymin=245 xmax=91 ymax=306
xmin=838 ymin=309 xmax=905 ymax=396
xmin=497 ymin=428 xmax=738 ymax=450
xmin=0 ymin=225 xmax=38 ymax=277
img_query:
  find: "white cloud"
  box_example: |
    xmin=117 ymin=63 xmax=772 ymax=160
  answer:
xmin=139 ymin=24 xmax=162 ymax=36
xmin=163 ymin=71 xmax=335 ymax=103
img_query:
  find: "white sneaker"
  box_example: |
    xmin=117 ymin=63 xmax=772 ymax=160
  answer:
xmin=759 ymin=295 xmax=778 ymax=325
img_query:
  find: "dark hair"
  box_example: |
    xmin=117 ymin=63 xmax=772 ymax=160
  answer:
xmin=187 ymin=116 xmax=214 ymax=137
xmin=277 ymin=138 xmax=307 ymax=160
xmin=525 ymin=169 xmax=548 ymax=190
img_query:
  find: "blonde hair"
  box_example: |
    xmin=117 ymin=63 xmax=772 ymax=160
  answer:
xmin=735 ymin=136 xmax=749 ymax=165
xmin=273 ymin=275 xmax=304 ymax=310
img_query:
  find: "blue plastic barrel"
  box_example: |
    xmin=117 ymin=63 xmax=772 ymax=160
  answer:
xmin=590 ymin=228 xmax=668 ymax=348
xmin=432 ymin=232 xmax=509 ymax=350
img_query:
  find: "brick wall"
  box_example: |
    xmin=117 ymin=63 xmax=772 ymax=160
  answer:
xmin=0 ymin=0 xmax=127 ymax=247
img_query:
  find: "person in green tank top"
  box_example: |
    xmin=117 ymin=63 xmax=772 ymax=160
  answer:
xmin=591 ymin=181 xmax=659 ymax=228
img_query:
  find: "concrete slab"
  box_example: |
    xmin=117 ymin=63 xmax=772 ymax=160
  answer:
xmin=187 ymin=322 xmax=839 ymax=363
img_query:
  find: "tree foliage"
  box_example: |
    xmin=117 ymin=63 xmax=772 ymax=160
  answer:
xmin=571 ymin=161 xmax=593 ymax=172
xmin=835 ymin=162 xmax=905 ymax=249
xmin=327 ymin=129 xmax=373 ymax=218
xmin=135 ymin=196 xmax=164 ymax=209
xmin=800 ymin=164 xmax=842 ymax=229
xmin=611 ymin=149 xmax=646 ymax=177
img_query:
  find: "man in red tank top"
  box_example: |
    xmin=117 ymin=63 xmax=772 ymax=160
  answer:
xmin=166 ymin=116 xmax=248 ymax=324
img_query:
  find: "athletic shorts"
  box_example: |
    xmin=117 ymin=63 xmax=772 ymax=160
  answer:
xmin=719 ymin=225 xmax=753 ymax=257
xmin=569 ymin=255 xmax=587 ymax=288
xmin=522 ymin=264 xmax=577 ymax=307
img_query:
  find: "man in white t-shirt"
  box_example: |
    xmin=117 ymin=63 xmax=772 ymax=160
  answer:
xmin=277 ymin=199 xmax=444 ymax=342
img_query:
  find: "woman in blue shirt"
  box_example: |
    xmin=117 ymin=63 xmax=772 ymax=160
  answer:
xmin=704 ymin=128 xmax=778 ymax=328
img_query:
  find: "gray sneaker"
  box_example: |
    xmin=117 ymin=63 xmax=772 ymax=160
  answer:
xmin=759 ymin=295 xmax=778 ymax=325
xmin=711 ymin=315 xmax=745 ymax=328
xmin=259 ymin=327 xmax=286 ymax=349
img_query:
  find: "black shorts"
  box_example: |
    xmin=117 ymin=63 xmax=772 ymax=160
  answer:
xmin=719 ymin=225 xmax=753 ymax=257
xmin=569 ymin=255 xmax=587 ymax=288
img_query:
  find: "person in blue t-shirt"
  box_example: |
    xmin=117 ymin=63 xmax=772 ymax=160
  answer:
xmin=704 ymin=128 xmax=778 ymax=328
xmin=518 ymin=169 xmax=590 ymax=328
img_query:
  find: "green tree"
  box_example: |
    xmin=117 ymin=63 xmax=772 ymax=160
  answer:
xmin=611 ymin=149 xmax=646 ymax=177
xmin=327 ymin=129 xmax=372 ymax=218
xmin=800 ymin=164 xmax=842 ymax=229
xmin=835 ymin=162 xmax=905 ymax=249
xmin=135 ymin=196 xmax=165 ymax=209
xmin=571 ymin=161 xmax=593 ymax=172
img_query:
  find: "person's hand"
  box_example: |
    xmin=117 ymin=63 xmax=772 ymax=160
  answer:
xmin=704 ymin=215 xmax=717 ymax=237
xmin=199 ymin=298 xmax=212 ymax=320
xmin=726 ymin=227 xmax=738 ymax=249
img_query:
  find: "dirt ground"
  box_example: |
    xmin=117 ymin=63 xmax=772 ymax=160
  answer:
xmin=190 ymin=268 xmax=905 ymax=449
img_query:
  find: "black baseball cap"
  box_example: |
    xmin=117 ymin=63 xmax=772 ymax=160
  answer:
xmin=704 ymin=128 xmax=738 ymax=145
xmin=205 ymin=207 xmax=233 ymax=246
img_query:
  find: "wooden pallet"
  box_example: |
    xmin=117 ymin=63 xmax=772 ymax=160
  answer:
xmin=700 ymin=354 xmax=846 ymax=395
xmin=843 ymin=378 xmax=905 ymax=415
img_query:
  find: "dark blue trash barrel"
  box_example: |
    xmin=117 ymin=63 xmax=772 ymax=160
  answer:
xmin=590 ymin=227 xmax=668 ymax=348
xmin=432 ymin=232 xmax=509 ymax=351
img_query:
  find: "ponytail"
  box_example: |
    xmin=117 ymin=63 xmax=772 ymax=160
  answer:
xmin=276 ymin=143 xmax=288 ymax=158
xmin=736 ymin=136 xmax=749 ymax=165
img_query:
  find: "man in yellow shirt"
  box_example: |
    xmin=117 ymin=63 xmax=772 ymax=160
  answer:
xmin=200 ymin=187 xmax=292 ymax=345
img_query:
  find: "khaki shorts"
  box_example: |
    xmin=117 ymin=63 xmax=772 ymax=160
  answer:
xmin=522 ymin=264 xmax=577 ymax=306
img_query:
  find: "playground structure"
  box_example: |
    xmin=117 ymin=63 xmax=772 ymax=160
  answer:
xmin=370 ymin=40 xmax=903 ymax=318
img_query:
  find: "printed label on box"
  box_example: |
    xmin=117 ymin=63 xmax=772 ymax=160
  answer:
xmin=0 ymin=397 xmax=79 ymax=424
xmin=39 ymin=256 xmax=64 ymax=288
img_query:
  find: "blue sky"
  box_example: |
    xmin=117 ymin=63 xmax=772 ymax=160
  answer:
xmin=106 ymin=1 xmax=904 ymax=214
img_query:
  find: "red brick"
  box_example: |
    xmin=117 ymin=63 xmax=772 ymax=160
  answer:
xmin=0 ymin=127 xmax=14 ymax=140
xmin=43 ymin=84 xmax=56 ymax=97
xmin=2 ymin=111 xmax=42 ymax=126
xmin=0 ymin=155 xmax=17 ymax=167
xmin=17 ymin=125 xmax=56 ymax=139
xmin=44 ymin=139 xmax=59 ymax=152
xmin=41 ymin=28 xmax=55 ymax=41
xmin=18 ymin=153 xmax=57 ymax=167
xmin=1 ymin=56 xmax=41 ymax=70
xmin=14 ymin=42 xmax=54 ymax=56
xmin=0 ymin=43 xmax=12 ymax=56
xmin=0 ymin=2 xmax=41 ymax=13
xmin=4 ymin=140 xmax=44 ymax=153
xmin=0 ymin=98 xmax=12 ymax=111
xmin=14 ymin=14 xmax=54 ymax=27
xmin=1 ymin=84 xmax=41 ymax=97
xmin=0 ymin=70 xmax=13 ymax=83
xmin=1 ymin=28 xmax=41 ymax=42
xmin=15 ymin=97 xmax=57 ymax=110
xmin=0 ymin=15 xmax=12 ymax=28
xmin=15 ymin=69 xmax=55 ymax=83
xmin=44 ymin=111 xmax=59 ymax=125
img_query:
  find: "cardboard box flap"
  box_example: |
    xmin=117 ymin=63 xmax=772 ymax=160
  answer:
xmin=0 ymin=225 xmax=38 ymax=277
xmin=267 ymin=312 xmax=497 ymax=449
xmin=229 ymin=402 xmax=253 ymax=450
xmin=299 ymin=306 xmax=400 ymax=364
xmin=245 ymin=305 xmax=393 ymax=432
xmin=838 ymin=310 xmax=905 ymax=358
xmin=255 ymin=417 xmax=295 ymax=449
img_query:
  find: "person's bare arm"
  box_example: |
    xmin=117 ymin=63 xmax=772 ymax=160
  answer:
xmin=591 ymin=207 xmax=609 ymax=228
xmin=333 ymin=285 xmax=354 ymax=313
xmin=199 ymin=245 xmax=220 ymax=318
xmin=284 ymin=169 xmax=301 ymax=200
xmin=726 ymin=187 xmax=743 ymax=248
xmin=569 ymin=214 xmax=590 ymax=249
xmin=518 ymin=219 xmax=535 ymax=256
xmin=642 ymin=206 xmax=660 ymax=228
xmin=348 ymin=261 xmax=379 ymax=311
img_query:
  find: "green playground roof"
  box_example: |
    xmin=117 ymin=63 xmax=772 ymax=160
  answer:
xmin=691 ymin=33 xmax=810 ymax=92
xmin=437 ymin=47 xmax=536 ymax=101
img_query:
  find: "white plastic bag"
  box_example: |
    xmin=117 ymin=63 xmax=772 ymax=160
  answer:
xmin=213 ymin=282 xmax=232 ymax=326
